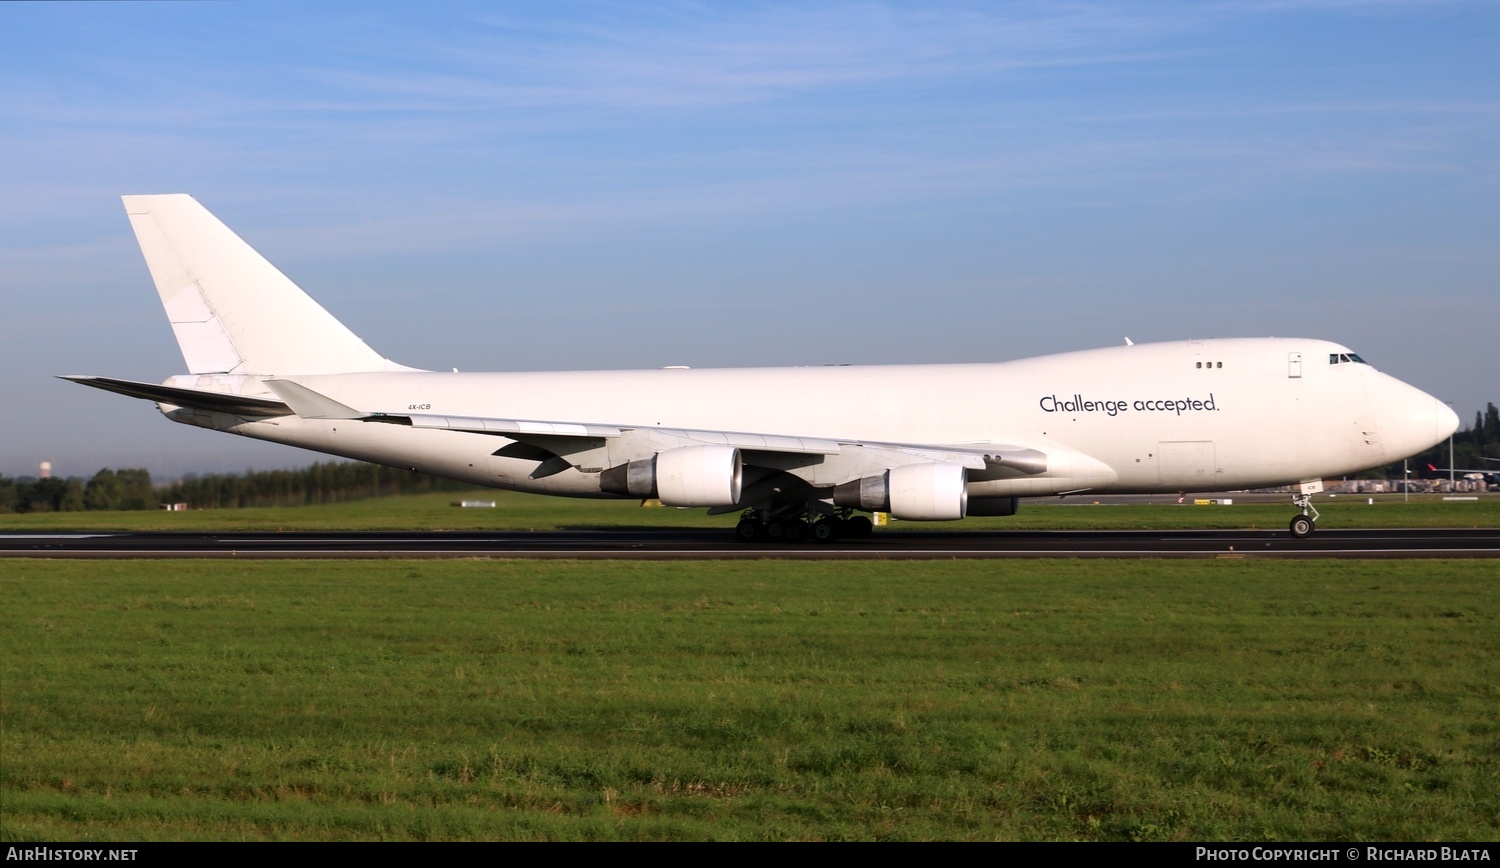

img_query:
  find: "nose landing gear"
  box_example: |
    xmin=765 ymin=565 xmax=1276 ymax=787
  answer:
xmin=1288 ymin=482 xmax=1323 ymax=538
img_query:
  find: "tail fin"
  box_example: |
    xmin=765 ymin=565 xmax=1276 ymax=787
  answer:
xmin=122 ymin=194 xmax=411 ymax=375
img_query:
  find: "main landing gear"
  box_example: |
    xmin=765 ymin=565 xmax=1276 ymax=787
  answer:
xmin=735 ymin=507 xmax=874 ymax=544
xmin=1288 ymin=493 xmax=1320 ymax=539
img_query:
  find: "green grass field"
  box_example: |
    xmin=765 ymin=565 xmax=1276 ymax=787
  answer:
xmin=3 ymin=489 xmax=1498 ymax=532
xmin=3 ymin=558 xmax=1496 ymax=841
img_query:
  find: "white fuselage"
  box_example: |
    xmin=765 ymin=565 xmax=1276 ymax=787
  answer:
xmin=168 ymin=337 xmax=1455 ymax=501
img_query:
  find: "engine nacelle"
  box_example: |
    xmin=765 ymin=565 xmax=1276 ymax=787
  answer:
xmin=833 ymin=463 xmax=968 ymax=521
xmin=599 ymin=444 xmax=743 ymax=507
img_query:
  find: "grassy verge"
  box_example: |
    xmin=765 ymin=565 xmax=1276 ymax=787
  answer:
xmin=2 ymin=559 xmax=1496 ymax=840
xmin=2 ymin=490 xmax=1497 ymax=532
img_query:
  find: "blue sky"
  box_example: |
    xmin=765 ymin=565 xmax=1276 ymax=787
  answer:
xmin=2 ymin=1 xmax=1496 ymax=479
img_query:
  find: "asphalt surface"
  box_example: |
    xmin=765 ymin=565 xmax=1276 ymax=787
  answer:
xmin=2 ymin=528 xmax=1497 ymax=559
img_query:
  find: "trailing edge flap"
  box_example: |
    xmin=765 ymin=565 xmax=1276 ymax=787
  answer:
xmin=60 ymin=375 xmax=292 ymax=417
xmin=263 ymin=379 xmax=366 ymax=420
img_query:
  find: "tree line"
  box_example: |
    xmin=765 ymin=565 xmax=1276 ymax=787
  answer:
xmin=0 ymin=461 xmax=475 ymax=514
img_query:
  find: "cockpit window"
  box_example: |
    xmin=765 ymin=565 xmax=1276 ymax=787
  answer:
xmin=1329 ymin=352 xmax=1370 ymax=365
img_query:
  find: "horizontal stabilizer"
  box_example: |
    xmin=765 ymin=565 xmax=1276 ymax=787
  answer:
xmin=60 ymin=375 xmax=292 ymax=417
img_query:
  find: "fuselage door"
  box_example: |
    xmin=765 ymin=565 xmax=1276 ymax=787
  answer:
xmin=1288 ymin=352 xmax=1303 ymax=378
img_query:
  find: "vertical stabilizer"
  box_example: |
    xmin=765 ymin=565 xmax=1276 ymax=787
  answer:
xmin=122 ymin=194 xmax=405 ymax=375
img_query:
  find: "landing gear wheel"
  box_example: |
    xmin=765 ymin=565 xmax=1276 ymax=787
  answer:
xmin=735 ymin=518 xmax=763 ymax=543
xmin=845 ymin=515 xmax=873 ymax=538
xmin=812 ymin=518 xmax=841 ymax=543
xmin=1289 ymin=514 xmax=1314 ymax=539
xmin=783 ymin=519 xmax=808 ymax=543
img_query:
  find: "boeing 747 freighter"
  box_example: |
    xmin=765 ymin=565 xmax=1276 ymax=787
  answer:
xmin=66 ymin=195 xmax=1459 ymax=541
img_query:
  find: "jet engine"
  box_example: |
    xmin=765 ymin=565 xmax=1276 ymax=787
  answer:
xmin=599 ymin=444 xmax=743 ymax=507
xmin=833 ymin=462 xmax=968 ymax=520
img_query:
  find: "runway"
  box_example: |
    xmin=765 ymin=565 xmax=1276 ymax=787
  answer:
xmin=2 ymin=527 xmax=1497 ymax=559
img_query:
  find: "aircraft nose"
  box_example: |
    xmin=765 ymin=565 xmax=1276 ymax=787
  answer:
xmin=1376 ymin=375 xmax=1459 ymax=462
xmin=1436 ymin=398 xmax=1461 ymax=441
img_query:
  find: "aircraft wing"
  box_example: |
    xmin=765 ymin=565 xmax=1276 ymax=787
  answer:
xmin=385 ymin=411 xmax=840 ymax=455
xmin=383 ymin=410 xmax=1047 ymax=469
xmin=265 ymin=379 xmax=1049 ymax=477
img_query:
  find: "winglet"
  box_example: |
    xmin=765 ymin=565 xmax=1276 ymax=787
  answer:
xmin=264 ymin=379 xmax=364 ymax=420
